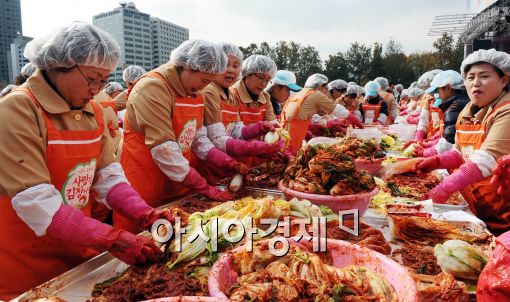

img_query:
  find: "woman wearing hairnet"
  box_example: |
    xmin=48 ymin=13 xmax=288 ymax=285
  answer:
xmin=105 ymin=82 xmax=124 ymax=99
xmin=338 ymin=84 xmax=363 ymax=121
xmin=327 ymin=79 xmax=348 ymax=101
xmin=413 ymin=70 xmax=470 ymax=157
xmin=360 ymin=81 xmax=390 ymax=125
xmin=413 ymin=70 xmax=443 ymax=139
xmin=283 ymin=73 xmax=363 ymax=151
xmin=374 ymin=76 xmax=398 ymax=123
xmin=415 ymin=49 xmax=510 ymax=235
xmin=114 ymin=65 xmax=146 ymax=112
xmin=119 ymin=39 xmax=243 ymax=231
xmin=403 ymin=88 xmax=425 ymax=125
xmin=230 ymin=54 xmax=278 ymax=125
xmin=201 ymin=43 xmax=282 ymax=183
xmin=15 ymin=62 xmax=37 ymax=85
xmin=0 ymin=22 xmax=168 ymax=300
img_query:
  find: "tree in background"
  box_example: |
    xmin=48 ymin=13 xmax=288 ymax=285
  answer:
xmin=324 ymin=52 xmax=349 ymax=82
xmin=368 ymin=42 xmax=385 ymax=80
xmin=433 ymin=33 xmax=464 ymax=70
xmin=236 ymin=34 xmax=465 ymax=88
xmin=344 ymin=42 xmax=372 ymax=84
xmin=383 ymin=39 xmax=415 ymax=86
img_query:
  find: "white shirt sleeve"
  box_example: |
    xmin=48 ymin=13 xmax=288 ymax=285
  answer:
xmin=151 ymin=141 xmax=190 ymax=182
xmin=416 ymin=109 xmax=430 ymax=132
xmin=92 ymin=162 xmax=129 ymax=206
xmin=206 ymin=122 xmax=229 ymax=152
xmin=191 ymin=126 xmax=215 ymax=161
xmin=311 ymin=114 xmax=328 ymax=126
xmin=231 ymin=121 xmax=244 ymax=139
xmin=377 ymin=113 xmax=388 ymax=124
xmin=434 ymin=138 xmax=453 ymax=154
xmin=331 ymin=104 xmax=349 ymax=119
xmin=470 ymin=149 xmax=497 ymax=178
xmin=11 ymin=184 xmax=62 ymax=236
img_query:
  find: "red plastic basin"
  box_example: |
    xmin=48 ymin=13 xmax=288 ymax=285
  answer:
xmin=277 ymin=181 xmax=378 ymax=216
xmin=355 ymin=157 xmax=385 ymax=174
xmin=208 ymin=238 xmax=419 ymax=302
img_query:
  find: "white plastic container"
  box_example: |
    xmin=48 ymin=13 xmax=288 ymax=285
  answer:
xmin=389 ymin=124 xmax=417 ymax=142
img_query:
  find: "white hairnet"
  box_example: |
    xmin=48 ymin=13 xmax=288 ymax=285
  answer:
xmin=24 ymin=22 xmax=120 ymax=71
xmin=400 ymin=89 xmax=409 ymax=99
xmin=357 ymin=85 xmax=365 ymax=95
xmin=374 ymin=77 xmax=389 ymax=89
xmin=327 ymin=79 xmax=348 ymax=91
xmin=304 ymin=73 xmax=328 ymax=89
xmin=0 ymin=84 xmax=15 ymax=98
xmin=409 ymin=81 xmax=418 ymax=89
xmin=429 ymin=70 xmax=465 ymax=91
xmin=219 ymin=42 xmax=244 ymax=64
xmin=417 ymin=69 xmax=443 ymax=89
xmin=20 ymin=63 xmax=36 ymax=77
xmin=345 ymin=84 xmax=358 ymax=95
xmin=241 ymin=55 xmax=277 ymax=78
xmin=348 ymin=81 xmax=357 ymax=86
xmin=170 ymin=39 xmax=227 ymax=74
xmin=461 ymin=48 xmax=510 ymax=78
xmin=408 ymin=87 xmax=425 ymax=98
xmin=123 ymin=65 xmax=146 ymax=83
xmin=395 ymin=84 xmax=404 ymax=91
xmin=104 ymin=82 xmax=123 ymax=95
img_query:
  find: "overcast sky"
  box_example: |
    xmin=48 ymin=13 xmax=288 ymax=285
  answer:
xmin=20 ymin=0 xmax=495 ymax=59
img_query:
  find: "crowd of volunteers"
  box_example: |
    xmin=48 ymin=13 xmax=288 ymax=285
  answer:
xmin=0 ymin=21 xmax=510 ymax=300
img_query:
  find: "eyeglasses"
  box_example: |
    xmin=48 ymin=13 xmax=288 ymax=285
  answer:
xmin=75 ymin=65 xmax=108 ymax=89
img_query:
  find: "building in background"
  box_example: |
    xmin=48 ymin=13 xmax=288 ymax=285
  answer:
xmin=0 ymin=0 xmax=23 ymax=86
xmin=151 ymin=17 xmax=189 ymax=68
xmin=7 ymin=34 xmax=32 ymax=83
xmin=93 ymin=2 xmax=189 ymax=84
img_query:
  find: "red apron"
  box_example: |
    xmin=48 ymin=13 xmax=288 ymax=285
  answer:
xmin=282 ymin=88 xmax=315 ymax=151
xmin=0 ymin=88 xmax=104 ymax=300
xmin=427 ymin=107 xmax=444 ymax=139
xmin=119 ymin=72 xmax=204 ymax=232
xmin=221 ymin=101 xmax=240 ymax=137
xmin=230 ymin=87 xmax=267 ymax=125
xmin=362 ymin=101 xmax=382 ymax=125
xmin=456 ymin=100 xmax=510 ymax=234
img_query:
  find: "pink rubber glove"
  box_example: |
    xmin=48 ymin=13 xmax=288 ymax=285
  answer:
xmin=415 ymin=130 xmax=426 ymax=140
xmin=346 ymin=112 xmax=364 ymax=129
xmin=414 ymin=149 xmax=464 ymax=174
xmin=412 ymin=145 xmax=424 ymax=157
xmin=241 ymin=121 xmax=278 ymax=140
xmin=420 ymin=139 xmax=438 ymax=148
xmin=423 ymin=161 xmax=484 ymax=203
xmin=491 ymin=155 xmax=510 ymax=195
xmin=46 ymin=204 xmax=162 ymax=265
xmin=406 ymin=115 xmax=419 ymax=124
xmin=182 ymin=168 xmax=235 ymax=201
xmin=206 ymin=147 xmax=249 ymax=174
xmin=477 ymin=231 xmax=510 ymax=301
xmin=225 ymin=138 xmax=281 ymax=157
xmin=422 ymin=146 xmax=438 ymax=157
xmin=107 ymin=183 xmax=175 ymax=230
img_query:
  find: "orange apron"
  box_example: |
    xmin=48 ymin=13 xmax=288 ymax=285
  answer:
xmin=456 ymin=100 xmax=510 ymax=234
xmin=427 ymin=107 xmax=444 ymax=139
xmin=99 ymin=99 xmax=118 ymax=115
xmin=0 ymin=88 xmax=103 ymax=300
xmin=282 ymin=88 xmax=315 ymax=151
xmin=362 ymin=101 xmax=382 ymax=125
xmin=221 ymin=101 xmax=240 ymax=137
xmin=118 ymin=72 xmax=204 ymax=232
xmin=230 ymin=88 xmax=267 ymax=125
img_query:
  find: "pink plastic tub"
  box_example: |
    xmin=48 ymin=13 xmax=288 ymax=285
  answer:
xmin=208 ymin=238 xmax=419 ymax=301
xmin=278 ymin=180 xmax=378 ymax=216
xmin=355 ymin=157 xmax=385 ymax=174
xmin=142 ymin=297 xmax=226 ymax=302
